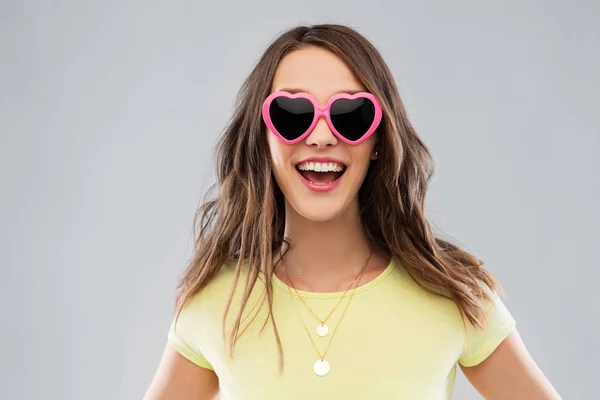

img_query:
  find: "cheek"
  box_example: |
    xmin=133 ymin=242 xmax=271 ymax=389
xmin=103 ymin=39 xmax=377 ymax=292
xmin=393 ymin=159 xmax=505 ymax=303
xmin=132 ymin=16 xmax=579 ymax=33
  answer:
xmin=267 ymin=133 xmax=292 ymax=172
xmin=344 ymin=144 xmax=376 ymax=188
xmin=351 ymin=141 xmax=376 ymax=169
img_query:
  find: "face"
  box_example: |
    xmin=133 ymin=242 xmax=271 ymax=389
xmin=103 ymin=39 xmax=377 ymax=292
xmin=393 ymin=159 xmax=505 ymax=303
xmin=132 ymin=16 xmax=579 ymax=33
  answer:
xmin=266 ymin=46 xmax=379 ymax=222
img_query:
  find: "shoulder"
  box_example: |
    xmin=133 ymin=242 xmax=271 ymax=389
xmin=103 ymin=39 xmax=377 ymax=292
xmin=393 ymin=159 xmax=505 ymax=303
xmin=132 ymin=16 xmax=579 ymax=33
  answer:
xmin=174 ymin=261 xmax=240 ymax=317
xmin=388 ymin=260 xmax=461 ymax=315
xmin=202 ymin=259 xmax=262 ymax=298
xmin=171 ymin=260 xmax=250 ymax=334
xmin=184 ymin=259 xmax=267 ymax=316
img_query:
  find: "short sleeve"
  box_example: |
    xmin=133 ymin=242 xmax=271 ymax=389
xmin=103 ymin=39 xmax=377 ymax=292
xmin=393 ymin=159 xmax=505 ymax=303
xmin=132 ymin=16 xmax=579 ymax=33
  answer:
xmin=167 ymin=293 xmax=214 ymax=370
xmin=458 ymin=287 xmax=516 ymax=367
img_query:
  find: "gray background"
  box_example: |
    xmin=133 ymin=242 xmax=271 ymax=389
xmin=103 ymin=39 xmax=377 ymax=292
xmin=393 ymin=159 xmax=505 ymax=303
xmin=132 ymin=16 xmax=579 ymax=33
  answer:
xmin=1 ymin=0 xmax=598 ymax=399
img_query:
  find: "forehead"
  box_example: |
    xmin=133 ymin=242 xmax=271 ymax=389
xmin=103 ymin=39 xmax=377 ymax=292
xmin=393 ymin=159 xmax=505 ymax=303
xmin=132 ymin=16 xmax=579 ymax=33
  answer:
xmin=271 ymin=46 xmax=365 ymax=102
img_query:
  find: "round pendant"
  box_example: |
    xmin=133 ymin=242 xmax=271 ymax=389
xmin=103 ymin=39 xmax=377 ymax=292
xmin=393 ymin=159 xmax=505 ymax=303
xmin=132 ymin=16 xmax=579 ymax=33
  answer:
xmin=316 ymin=324 xmax=329 ymax=337
xmin=313 ymin=359 xmax=330 ymax=376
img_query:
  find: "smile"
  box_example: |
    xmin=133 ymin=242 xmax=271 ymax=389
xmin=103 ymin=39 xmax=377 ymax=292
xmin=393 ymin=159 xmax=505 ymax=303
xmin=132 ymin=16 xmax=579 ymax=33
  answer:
xmin=295 ymin=160 xmax=347 ymax=193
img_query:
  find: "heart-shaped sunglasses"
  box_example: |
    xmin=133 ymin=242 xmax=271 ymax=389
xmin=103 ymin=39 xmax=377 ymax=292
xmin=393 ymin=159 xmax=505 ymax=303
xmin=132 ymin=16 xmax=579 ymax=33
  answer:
xmin=261 ymin=91 xmax=383 ymax=145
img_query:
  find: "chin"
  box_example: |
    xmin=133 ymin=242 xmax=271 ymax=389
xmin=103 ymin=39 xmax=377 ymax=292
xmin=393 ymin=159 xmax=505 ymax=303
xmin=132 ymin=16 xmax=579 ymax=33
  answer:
xmin=300 ymin=210 xmax=342 ymax=223
xmin=290 ymin=198 xmax=348 ymax=223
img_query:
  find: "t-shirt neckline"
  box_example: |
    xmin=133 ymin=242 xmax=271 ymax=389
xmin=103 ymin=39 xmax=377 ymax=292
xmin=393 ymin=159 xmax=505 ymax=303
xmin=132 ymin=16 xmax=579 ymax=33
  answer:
xmin=272 ymin=257 xmax=396 ymax=299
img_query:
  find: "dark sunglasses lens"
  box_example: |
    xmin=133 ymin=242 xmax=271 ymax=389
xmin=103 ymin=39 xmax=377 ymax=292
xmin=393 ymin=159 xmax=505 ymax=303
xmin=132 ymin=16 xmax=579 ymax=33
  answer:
xmin=269 ymin=97 xmax=314 ymax=141
xmin=330 ymin=97 xmax=376 ymax=141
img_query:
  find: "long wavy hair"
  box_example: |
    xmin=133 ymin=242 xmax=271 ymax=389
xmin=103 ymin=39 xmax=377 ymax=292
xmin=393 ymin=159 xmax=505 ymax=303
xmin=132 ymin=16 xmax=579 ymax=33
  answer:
xmin=174 ymin=24 xmax=503 ymax=373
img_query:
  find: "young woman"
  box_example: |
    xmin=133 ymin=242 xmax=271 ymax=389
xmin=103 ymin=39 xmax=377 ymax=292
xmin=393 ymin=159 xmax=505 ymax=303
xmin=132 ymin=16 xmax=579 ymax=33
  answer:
xmin=145 ymin=24 xmax=561 ymax=399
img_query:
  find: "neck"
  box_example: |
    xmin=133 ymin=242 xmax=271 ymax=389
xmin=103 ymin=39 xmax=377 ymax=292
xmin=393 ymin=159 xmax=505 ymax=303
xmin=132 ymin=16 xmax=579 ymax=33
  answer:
xmin=278 ymin=199 xmax=376 ymax=284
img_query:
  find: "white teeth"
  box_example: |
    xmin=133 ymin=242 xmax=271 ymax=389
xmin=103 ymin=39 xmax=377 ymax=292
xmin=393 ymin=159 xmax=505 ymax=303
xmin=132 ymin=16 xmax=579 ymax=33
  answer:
xmin=297 ymin=161 xmax=345 ymax=172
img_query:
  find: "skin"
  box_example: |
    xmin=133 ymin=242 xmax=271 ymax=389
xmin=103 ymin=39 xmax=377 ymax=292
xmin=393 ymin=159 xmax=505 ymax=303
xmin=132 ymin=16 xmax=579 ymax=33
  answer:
xmin=268 ymin=46 xmax=390 ymax=291
xmin=143 ymin=45 xmax=561 ymax=399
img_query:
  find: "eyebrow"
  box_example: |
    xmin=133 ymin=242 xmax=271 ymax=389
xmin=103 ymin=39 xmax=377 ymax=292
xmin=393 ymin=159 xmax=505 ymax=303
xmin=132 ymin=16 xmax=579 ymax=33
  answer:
xmin=277 ymin=87 xmax=365 ymax=95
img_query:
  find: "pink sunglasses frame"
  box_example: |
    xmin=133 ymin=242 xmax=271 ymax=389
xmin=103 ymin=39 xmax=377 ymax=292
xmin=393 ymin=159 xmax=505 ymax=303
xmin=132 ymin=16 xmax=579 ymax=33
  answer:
xmin=261 ymin=91 xmax=383 ymax=145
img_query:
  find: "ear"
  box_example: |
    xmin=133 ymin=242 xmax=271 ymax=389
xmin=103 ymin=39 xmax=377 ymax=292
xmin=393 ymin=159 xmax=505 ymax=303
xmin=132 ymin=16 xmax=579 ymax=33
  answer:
xmin=370 ymin=132 xmax=380 ymax=160
xmin=370 ymin=148 xmax=379 ymax=160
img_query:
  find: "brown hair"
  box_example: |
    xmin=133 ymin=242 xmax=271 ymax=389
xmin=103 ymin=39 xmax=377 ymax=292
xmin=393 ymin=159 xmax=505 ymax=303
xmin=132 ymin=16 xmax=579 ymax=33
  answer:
xmin=174 ymin=24 xmax=502 ymax=372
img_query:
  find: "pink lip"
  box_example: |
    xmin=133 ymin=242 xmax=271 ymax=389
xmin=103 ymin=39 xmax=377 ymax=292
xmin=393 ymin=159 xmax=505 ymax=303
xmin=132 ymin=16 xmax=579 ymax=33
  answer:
xmin=294 ymin=157 xmax=347 ymax=193
xmin=295 ymin=156 xmax=347 ymax=166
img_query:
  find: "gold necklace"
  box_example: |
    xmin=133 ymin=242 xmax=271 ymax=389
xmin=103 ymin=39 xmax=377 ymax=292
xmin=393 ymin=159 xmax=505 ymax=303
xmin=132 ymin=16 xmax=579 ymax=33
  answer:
xmin=281 ymin=246 xmax=374 ymax=338
xmin=281 ymin=247 xmax=374 ymax=376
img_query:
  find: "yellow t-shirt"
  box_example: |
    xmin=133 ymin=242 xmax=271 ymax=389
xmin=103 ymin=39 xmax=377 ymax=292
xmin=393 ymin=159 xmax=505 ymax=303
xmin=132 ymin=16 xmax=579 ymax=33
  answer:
xmin=168 ymin=258 xmax=516 ymax=399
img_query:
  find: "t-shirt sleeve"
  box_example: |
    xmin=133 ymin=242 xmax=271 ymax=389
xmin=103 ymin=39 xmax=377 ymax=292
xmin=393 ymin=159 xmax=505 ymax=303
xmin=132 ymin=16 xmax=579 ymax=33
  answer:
xmin=167 ymin=293 xmax=214 ymax=370
xmin=458 ymin=286 xmax=516 ymax=367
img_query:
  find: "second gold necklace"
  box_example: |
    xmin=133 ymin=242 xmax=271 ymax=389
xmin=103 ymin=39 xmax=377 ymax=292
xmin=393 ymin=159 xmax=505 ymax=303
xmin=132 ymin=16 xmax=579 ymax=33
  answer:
xmin=280 ymin=247 xmax=374 ymax=376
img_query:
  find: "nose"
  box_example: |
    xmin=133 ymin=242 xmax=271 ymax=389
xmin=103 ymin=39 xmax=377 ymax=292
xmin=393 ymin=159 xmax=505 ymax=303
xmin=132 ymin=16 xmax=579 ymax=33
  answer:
xmin=304 ymin=118 xmax=338 ymax=148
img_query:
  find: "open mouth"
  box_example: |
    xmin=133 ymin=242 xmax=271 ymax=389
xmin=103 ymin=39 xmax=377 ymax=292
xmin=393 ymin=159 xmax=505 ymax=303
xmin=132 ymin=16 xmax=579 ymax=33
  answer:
xmin=295 ymin=161 xmax=347 ymax=184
